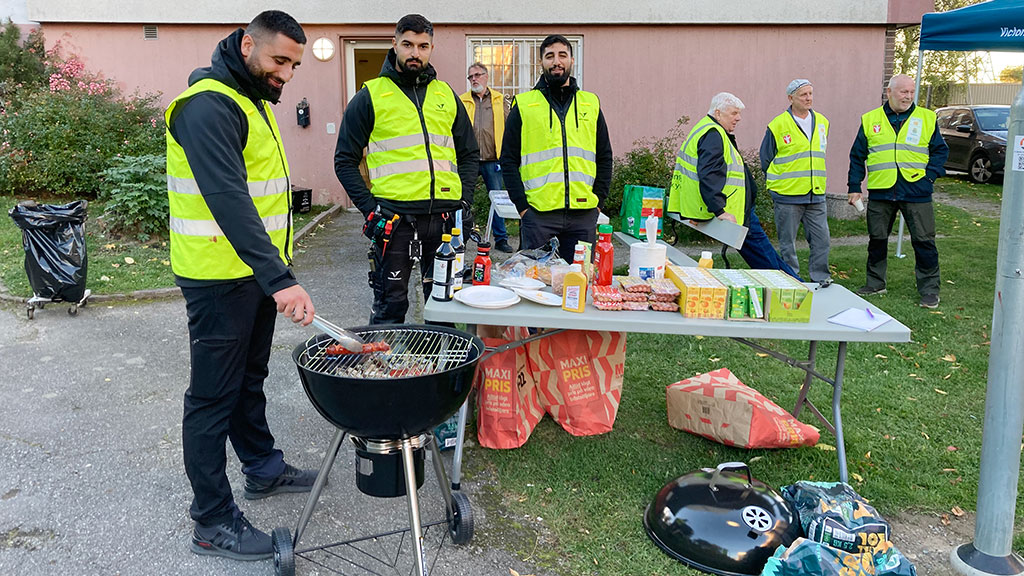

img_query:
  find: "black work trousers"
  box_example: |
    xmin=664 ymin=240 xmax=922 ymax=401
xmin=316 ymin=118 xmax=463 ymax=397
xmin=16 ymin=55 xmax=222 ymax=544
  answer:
xmin=520 ymin=207 xmax=599 ymax=263
xmin=181 ymin=279 xmax=285 ymax=525
xmin=865 ymin=199 xmax=940 ymax=297
xmin=368 ymin=212 xmax=452 ymax=325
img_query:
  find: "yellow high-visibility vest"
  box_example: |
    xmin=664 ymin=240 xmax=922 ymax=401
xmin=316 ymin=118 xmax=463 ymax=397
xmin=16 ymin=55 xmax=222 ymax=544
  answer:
xmin=862 ymin=105 xmax=936 ymax=189
xmin=165 ymin=78 xmax=291 ymax=281
xmin=364 ymin=77 xmax=461 ymax=202
xmin=667 ymin=115 xmax=747 ymax=226
xmin=459 ymin=89 xmax=506 ymax=158
xmin=515 ymin=89 xmax=600 ymax=211
xmin=766 ymin=110 xmax=828 ymax=195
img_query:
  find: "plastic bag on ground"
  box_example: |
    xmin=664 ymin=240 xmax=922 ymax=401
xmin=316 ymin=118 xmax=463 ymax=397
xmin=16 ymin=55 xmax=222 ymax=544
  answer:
xmin=782 ymin=481 xmax=891 ymax=554
xmin=760 ymin=537 xmax=916 ymax=576
xmin=8 ymin=200 xmax=89 ymax=301
xmin=475 ymin=327 xmax=545 ymax=449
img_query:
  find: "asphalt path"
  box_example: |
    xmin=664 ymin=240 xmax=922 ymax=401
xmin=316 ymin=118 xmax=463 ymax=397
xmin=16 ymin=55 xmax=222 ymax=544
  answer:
xmin=0 ymin=210 xmax=548 ymax=576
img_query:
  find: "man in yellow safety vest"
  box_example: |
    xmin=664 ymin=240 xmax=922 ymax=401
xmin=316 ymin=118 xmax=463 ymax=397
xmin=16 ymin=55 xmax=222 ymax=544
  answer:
xmin=166 ymin=10 xmax=317 ymax=561
xmin=847 ymin=74 xmax=948 ymax=309
xmin=760 ymin=79 xmax=832 ymax=285
xmin=499 ymin=34 xmax=613 ymax=263
xmin=334 ymin=14 xmax=479 ymax=324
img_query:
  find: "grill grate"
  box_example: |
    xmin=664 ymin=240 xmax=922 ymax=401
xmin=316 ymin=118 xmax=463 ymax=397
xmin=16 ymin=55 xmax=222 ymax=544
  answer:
xmin=298 ymin=327 xmax=475 ymax=379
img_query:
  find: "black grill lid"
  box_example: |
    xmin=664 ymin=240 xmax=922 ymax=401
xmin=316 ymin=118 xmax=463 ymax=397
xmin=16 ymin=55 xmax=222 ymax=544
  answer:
xmin=643 ymin=462 xmax=801 ymax=576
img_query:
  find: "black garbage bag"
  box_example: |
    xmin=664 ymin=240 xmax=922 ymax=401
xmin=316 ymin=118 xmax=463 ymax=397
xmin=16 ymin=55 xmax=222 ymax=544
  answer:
xmin=9 ymin=200 xmax=89 ymax=302
xmin=782 ymin=481 xmax=891 ymax=554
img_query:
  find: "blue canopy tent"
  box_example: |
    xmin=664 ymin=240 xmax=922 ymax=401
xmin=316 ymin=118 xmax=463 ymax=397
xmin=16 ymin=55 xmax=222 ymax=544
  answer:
xmin=914 ymin=2 xmax=1024 ymax=575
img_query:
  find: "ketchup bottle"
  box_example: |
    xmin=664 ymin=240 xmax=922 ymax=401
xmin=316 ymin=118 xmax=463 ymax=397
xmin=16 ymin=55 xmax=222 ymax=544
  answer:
xmin=594 ymin=224 xmax=614 ymax=286
xmin=472 ymin=241 xmax=492 ymax=286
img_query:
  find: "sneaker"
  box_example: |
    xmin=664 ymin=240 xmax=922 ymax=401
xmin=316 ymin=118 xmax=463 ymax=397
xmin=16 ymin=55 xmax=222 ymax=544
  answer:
xmin=494 ymin=239 xmax=514 ymax=253
xmin=243 ymin=463 xmax=317 ymax=500
xmin=856 ymin=285 xmax=887 ymax=296
xmin=919 ymin=294 xmax=940 ymax=309
xmin=191 ymin=513 xmax=272 ymax=561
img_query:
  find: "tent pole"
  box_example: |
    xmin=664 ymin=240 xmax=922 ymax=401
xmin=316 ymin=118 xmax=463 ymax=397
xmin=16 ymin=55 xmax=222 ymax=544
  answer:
xmin=951 ymin=83 xmax=1024 ymax=576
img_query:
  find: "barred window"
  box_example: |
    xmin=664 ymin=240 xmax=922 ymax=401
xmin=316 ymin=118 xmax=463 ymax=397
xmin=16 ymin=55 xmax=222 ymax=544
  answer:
xmin=466 ymin=36 xmax=584 ymax=102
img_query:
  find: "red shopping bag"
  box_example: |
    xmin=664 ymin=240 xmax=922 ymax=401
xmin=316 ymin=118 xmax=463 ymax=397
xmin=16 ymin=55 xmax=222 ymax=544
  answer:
xmin=475 ymin=328 xmax=545 ymax=449
xmin=533 ymin=331 xmax=626 ymax=436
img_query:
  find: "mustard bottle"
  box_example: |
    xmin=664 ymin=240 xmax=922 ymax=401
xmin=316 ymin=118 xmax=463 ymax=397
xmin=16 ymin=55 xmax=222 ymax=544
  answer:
xmin=562 ymin=264 xmax=587 ymax=313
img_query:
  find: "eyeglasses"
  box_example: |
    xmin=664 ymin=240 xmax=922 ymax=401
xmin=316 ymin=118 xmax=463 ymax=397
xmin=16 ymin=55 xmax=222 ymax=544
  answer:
xmin=467 ymin=72 xmax=486 ymax=80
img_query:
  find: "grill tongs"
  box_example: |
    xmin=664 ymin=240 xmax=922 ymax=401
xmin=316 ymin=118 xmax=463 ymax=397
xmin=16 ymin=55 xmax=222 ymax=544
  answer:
xmin=310 ymin=315 xmax=366 ymax=353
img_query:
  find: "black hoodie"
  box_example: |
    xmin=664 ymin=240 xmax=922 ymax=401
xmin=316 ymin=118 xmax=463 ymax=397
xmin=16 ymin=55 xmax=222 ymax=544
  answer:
xmin=333 ymin=49 xmax=479 ymax=217
xmin=500 ymin=75 xmax=613 ymax=215
xmin=166 ymin=28 xmax=297 ymax=296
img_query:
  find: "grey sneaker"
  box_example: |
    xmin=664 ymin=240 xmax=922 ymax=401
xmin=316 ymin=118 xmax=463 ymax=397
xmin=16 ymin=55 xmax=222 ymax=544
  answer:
xmin=244 ymin=463 xmax=317 ymax=500
xmin=919 ymin=294 xmax=940 ymax=309
xmin=856 ymin=285 xmax=887 ymax=296
xmin=191 ymin=513 xmax=272 ymax=561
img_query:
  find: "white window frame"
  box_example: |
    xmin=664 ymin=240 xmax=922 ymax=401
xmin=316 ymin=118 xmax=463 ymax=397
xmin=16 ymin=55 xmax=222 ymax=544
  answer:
xmin=465 ymin=36 xmax=584 ymax=100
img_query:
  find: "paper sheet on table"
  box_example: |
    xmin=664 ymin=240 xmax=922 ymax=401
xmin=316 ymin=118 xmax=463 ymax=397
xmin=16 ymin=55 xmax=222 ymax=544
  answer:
xmin=827 ymin=307 xmax=893 ymax=331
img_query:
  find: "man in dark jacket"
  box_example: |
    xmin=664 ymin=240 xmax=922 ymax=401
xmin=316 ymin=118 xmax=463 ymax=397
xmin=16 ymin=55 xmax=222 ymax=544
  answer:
xmin=848 ymin=74 xmax=948 ymax=308
xmin=166 ymin=11 xmax=316 ymax=561
xmin=500 ymin=34 xmax=613 ymax=263
xmin=334 ymin=14 xmax=478 ymax=324
xmin=668 ymin=93 xmax=799 ymax=278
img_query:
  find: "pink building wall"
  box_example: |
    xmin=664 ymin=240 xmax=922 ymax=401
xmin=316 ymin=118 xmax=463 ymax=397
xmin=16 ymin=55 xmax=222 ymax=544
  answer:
xmin=42 ymin=22 xmax=887 ymax=207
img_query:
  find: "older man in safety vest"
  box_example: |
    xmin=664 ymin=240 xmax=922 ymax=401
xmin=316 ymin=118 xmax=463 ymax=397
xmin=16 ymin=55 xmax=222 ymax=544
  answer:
xmin=667 ymin=92 xmax=799 ymax=278
xmin=500 ymin=34 xmax=613 ymax=263
xmin=848 ymin=74 xmax=948 ymax=309
xmin=760 ymin=79 xmax=832 ymax=285
xmin=334 ymin=14 xmax=479 ymax=324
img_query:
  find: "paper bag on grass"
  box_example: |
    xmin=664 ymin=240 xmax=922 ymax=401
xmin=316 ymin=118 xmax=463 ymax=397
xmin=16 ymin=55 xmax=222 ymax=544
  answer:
xmin=533 ymin=331 xmax=626 ymax=436
xmin=666 ymin=367 xmax=819 ymax=448
xmin=475 ymin=327 xmax=545 ymax=449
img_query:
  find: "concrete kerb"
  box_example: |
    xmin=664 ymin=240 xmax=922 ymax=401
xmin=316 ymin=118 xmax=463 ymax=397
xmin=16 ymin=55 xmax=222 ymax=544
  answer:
xmin=0 ymin=203 xmax=347 ymax=304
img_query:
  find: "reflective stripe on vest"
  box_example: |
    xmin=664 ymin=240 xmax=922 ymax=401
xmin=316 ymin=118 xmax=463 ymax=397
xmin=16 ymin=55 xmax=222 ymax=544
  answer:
xmin=667 ymin=115 xmax=747 ymax=226
xmin=766 ymin=110 xmax=829 ymax=195
xmin=862 ymin=106 xmax=936 ymax=189
xmin=364 ymin=77 xmax=461 ymax=202
xmin=165 ymin=78 xmax=291 ymax=281
xmin=516 ymin=89 xmax=600 ymax=211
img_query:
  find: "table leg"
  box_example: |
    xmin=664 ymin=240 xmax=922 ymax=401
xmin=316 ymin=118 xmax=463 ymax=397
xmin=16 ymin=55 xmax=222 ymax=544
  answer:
xmin=451 ymin=323 xmax=477 ymax=491
xmin=833 ymin=341 xmax=849 ymax=483
xmin=793 ymin=341 xmax=818 ymax=418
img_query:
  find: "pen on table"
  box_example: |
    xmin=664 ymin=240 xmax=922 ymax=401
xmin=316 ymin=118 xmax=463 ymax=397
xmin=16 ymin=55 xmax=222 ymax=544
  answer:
xmin=866 ymin=307 xmax=875 ymax=319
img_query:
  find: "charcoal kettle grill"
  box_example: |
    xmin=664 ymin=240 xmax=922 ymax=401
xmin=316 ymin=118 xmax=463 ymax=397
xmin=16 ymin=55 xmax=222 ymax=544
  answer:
xmin=272 ymin=323 xmax=484 ymax=576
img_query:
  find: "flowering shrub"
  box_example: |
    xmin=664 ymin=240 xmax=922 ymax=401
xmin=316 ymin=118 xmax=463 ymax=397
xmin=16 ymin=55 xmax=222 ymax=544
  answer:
xmin=0 ymin=38 xmax=164 ymax=199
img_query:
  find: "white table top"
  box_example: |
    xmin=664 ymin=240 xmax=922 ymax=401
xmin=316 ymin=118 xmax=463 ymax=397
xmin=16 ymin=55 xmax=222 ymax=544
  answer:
xmin=424 ymin=283 xmax=911 ymax=343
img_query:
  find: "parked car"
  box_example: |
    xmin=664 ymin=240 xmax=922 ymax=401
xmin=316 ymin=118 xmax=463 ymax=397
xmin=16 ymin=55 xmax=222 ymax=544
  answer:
xmin=936 ymin=105 xmax=1008 ymax=184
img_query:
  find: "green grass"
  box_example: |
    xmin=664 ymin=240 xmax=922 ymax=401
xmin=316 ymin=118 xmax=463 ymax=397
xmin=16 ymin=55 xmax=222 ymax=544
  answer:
xmin=466 ymin=199 xmax=1022 ymax=574
xmin=935 ymin=173 xmax=1004 ymax=204
xmin=0 ymin=196 xmax=329 ymax=296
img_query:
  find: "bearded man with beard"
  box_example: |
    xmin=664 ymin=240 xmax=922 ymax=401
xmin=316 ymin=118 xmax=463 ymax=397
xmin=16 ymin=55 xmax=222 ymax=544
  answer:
xmin=334 ymin=14 xmax=479 ymax=325
xmin=500 ymin=34 xmax=613 ymax=263
xmin=165 ymin=10 xmax=318 ymax=561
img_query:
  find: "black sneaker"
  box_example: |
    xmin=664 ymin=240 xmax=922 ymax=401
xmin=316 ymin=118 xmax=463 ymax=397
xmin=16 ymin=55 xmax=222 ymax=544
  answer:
xmin=494 ymin=239 xmax=514 ymax=253
xmin=191 ymin=513 xmax=272 ymax=561
xmin=243 ymin=463 xmax=317 ymax=500
xmin=919 ymin=294 xmax=940 ymax=309
xmin=856 ymin=285 xmax=887 ymax=296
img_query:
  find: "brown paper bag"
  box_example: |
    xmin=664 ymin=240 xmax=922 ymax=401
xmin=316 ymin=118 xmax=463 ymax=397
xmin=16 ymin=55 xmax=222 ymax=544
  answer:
xmin=666 ymin=368 xmax=819 ymax=448
xmin=532 ymin=331 xmax=626 ymax=436
xmin=475 ymin=328 xmax=545 ymax=449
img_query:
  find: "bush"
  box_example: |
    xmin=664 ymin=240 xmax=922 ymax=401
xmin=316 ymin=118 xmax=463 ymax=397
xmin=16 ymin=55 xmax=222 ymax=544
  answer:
xmin=606 ymin=116 xmax=689 ymax=216
xmin=739 ymin=148 xmax=776 ymax=237
xmin=98 ymin=154 xmax=167 ymax=241
xmin=0 ymin=21 xmax=45 ymax=96
xmin=0 ymin=40 xmax=164 ymax=198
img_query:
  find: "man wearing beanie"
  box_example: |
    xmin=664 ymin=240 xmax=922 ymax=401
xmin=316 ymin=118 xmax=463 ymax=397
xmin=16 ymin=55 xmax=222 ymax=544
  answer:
xmin=760 ymin=79 xmax=832 ymax=285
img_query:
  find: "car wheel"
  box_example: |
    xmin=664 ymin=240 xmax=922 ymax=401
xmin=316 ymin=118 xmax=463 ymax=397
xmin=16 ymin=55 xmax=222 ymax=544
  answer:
xmin=969 ymin=153 xmax=993 ymax=184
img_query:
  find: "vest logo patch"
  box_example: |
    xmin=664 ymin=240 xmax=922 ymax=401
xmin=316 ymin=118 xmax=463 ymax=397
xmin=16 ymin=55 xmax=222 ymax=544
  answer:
xmin=441 ymin=187 xmax=451 ymax=193
xmin=783 ymin=134 xmax=792 ymax=144
xmin=436 ymin=102 xmax=446 ymax=111
xmin=872 ymin=124 xmax=882 ymax=134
